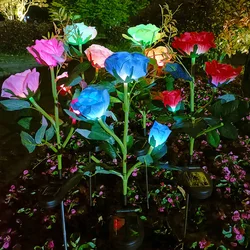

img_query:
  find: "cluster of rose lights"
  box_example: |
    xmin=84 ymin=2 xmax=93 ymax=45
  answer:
xmin=0 ymin=22 xmax=242 ymax=199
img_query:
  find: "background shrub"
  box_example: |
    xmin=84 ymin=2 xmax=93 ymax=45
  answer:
xmin=0 ymin=20 xmax=53 ymax=54
xmin=49 ymin=0 xmax=149 ymax=32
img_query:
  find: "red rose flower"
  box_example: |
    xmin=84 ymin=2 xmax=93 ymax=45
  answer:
xmin=162 ymin=90 xmax=182 ymax=111
xmin=205 ymin=60 xmax=242 ymax=87
xmin=172 ymin=32 xmax=216 ymax=56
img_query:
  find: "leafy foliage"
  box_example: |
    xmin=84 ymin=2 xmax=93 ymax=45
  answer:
xmin=49 ymin=0 xmax=149 ymax=30
xmin=0 ymin=20 xmax=53 ymax=54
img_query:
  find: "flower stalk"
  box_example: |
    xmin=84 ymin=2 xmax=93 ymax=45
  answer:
xmin=50 ymin=67 xmax=62 ymax=171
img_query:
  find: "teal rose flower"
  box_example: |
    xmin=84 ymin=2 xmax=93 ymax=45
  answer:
xmin=104 ymin=52 xmax=149 ymax=82
xmin=64 ymin=22 xmax=97 ymax=46
xmin=148 ymin=121 xmax=171 ymax=148
xmin=70 ymin=86 xmax=110 ymax=120
xmin=125 ymin=24 xmax=162 ymax=47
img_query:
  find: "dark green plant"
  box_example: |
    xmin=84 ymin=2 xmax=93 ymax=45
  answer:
xmin=49 ymin=0 xmax=149 ymax=31
xmin=0 ymin=20 xmax=53 ymax=54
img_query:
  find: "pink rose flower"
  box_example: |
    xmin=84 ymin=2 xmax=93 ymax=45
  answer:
xmin=85 ymin=44 xmax=113 ymax=69
xmin=27 ymin=38 xmax=65 ymax=67
xmin=172 ymin=31 xmax=216 ymax=55
xmin=1 ymin=69 xmax=40 ymax=99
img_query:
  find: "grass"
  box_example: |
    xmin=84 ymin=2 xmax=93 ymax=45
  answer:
xmin=0 ymin=53 xmax=40 ymax=79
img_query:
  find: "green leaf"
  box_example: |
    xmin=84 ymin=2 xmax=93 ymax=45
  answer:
xmin=20 ymin=131 xmax=36 ymax=153
xmin=137 ymin=154 xmax=153 ymax=166
xmin=190 ymin=242 xmax=198 ymax=249
xmin=64 ymin=109 xmax=83 ymax=121
xmin=165 ymin=75 xmax=175 ymax=90
xmin=99 ymin=141 xmax=117 ymax=159
xmin=18 ymin=117 xmax=32 ymax=130
xmin=110 ymin=96 xmax=122 ymax=103
xmin=221 ymin=100 xmax=239 ymax=117
xmin=76 ymin=124 xmax=112 ymax=142
xmin=35 ymin=116 xmax=48 ymax=144
xmin=218 ymin=94 xmax=235 ymax=103
xmin=0 ymin=99 xmax=30 ymax=111
xmin=45 ymin=125 xmax=55 ymax=141
xmin=218 ymin=245 xmax=227 ymax=250
xmin=87 ymin=242 xmax=96 ymax=248
xmin=210 ymin=101 xmax=223 ymax=117
xmin=89 ymin=123 xmax=112 ymax=141
xmin=206 ymin=130 xmax=220 ymax=147
xmin=65 ymin=62 xmax=90 ymax=86
xmin=127 ymin=135 xmax=134 ymax=149
xmin=152 ymin=144 xmax=167 ymax=160
xmin=219 ymin=122 xmax=238 ymax=139
xmin=203 ymin=117 xmax=221 ymax=126
xmin=69 ymin=76 xmax=82 ymax=87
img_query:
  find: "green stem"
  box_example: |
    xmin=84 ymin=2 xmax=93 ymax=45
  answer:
xmin=122 ymin=82 xmax=130 ymax=197
xmin=196 ymin=122 xmax=224 ymax=138
xmin=141 ymin=110 xmax=147 ymax=136
xmin=50 ymin=67 xmax=62 ymax=170
xmin=195 ymin=87 xmax=216 ymax=114
xmin=90 ymin=155 xmax=123 ymax=179
xmin=90 ymin=155 xmax=101 ymax=163
xmin=189 ymin=57 xmax=196 ymax=164
xmin=190 ymin=57 xmax=196 ymax=113
xmin=98 ymin=118 xmax=125 ymax=154
xmin=41 ymin=140 xmax=58 ymax=153
xmin=29 ymin=97 xmax=55 ymax=127
xmin=62 ymin=127 xmax=75 ymax=148
xmin=79 ymin=45 xmax=85 ymax=80
xmin=189 ymin=137 xmax=195 ymax=164
xmin=90 ymin=68 xmax=99 ymax=83
xmin=126 ymin=146 xmax=153 ymax=181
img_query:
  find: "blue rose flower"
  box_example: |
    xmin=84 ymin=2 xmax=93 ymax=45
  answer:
xmin=104 ymin=52 xmax=149 ymax=82
xmin=148 ymin=121 xmax=171 ymax=148
xmin=70 ymin=86 xmax=110 ymax=120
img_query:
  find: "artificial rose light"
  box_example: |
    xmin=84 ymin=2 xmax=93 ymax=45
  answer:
xmin=148 ymin=121 xmax=171 ymax=148
xmin=71 ymin=86 xmax=110 ymax=120
xmin=162 ymin=90 xmax=182 ymax=111
xmin=104 ymin=52 xmax=149 ymax=82
xmin=145 ymin=46 xmax=172 ymax=67
xmin=27 ymin=38 xmax=65 ymax=67
xmin=85 ymin=44 xmax=113 ymax=69
xmin=64 ymin=22 xmax=97 ymax=46
xmin=127 ymin=24 xmax=162 ymax=47
xmin=1 ymin=69 xmax=40 ymax=99
xmin=172 ymin=31 xmax=216 ymax=56
xmin=205 ymin=60 xmax=242 ymax=87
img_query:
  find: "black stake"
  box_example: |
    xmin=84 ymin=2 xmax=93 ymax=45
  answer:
xmin=59 ymin=169 xmax=68 ymax=250
xmin=183 ymin=192 xmax=189 ymax=239
xmin=146 ymin=164 xmax=149 ymax=209
xmin=89 ymin=152 xmax=93 ymax=206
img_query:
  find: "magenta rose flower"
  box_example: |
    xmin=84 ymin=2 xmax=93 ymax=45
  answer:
xmin=172 ymin=31 xmax=216 ymax=56
xmin=205 ymin=60 xmax=242 ymax=87
xmin=1 ymin=69 xmax=40 ymax=99
xmin=85 ymin=44 xmax=113 ymax=69
xmin=27 ymin=38 xmax=65 ymax=67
